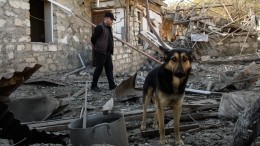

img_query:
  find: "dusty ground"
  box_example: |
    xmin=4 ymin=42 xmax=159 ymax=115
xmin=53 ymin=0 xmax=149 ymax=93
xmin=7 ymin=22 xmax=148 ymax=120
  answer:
xmin=3 ymin=54 xmax=260 ymax=146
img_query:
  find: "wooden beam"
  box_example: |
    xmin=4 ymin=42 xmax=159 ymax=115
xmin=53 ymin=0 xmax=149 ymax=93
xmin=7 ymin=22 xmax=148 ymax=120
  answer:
xmin=173 ymin=17 xmax=212 ymax=25
xmin=141 ymin=124 xmax=200 ymax=138
xmin=175 ymin=4 xmax=233 ymax=12
xmin=231 ymin=97 xmax=260 ymax=146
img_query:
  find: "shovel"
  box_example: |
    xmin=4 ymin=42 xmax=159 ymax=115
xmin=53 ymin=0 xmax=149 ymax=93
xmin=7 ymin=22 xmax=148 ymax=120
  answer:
xmin=115 ymin=73 xmax=142 ymax=101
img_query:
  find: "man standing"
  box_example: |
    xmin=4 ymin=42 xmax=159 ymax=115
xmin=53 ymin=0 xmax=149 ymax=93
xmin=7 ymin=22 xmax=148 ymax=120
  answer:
xmin=91 ymin=12 xmax=117 ymax=92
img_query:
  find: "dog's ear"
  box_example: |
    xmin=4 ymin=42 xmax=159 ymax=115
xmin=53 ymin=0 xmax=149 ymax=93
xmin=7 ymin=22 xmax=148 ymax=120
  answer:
xmin=159 ymin=46 xmax=168 ymax=60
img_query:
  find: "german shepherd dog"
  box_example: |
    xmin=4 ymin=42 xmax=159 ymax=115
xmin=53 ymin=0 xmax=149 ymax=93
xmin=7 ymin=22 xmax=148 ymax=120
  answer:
xmin=140 ymin=46 xmax=192 ymax=145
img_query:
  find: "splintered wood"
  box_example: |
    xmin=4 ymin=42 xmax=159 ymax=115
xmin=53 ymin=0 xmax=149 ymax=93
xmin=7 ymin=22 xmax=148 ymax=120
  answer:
xmin=160 ymin=2 xmax=258 ymax=56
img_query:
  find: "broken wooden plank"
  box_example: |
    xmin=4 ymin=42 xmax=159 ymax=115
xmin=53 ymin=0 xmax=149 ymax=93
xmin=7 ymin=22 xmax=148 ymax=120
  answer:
xmin=25 ymin=118 xmax=75 ymax=130
xmin=35 ymin=124 xmax=69 ymax=132
xmin=185 ymin=88 xmax=222 ymax=95
xmin=71 ymin=87 xmax=85 ymax=98
xmin=231 ymin=97 xmax=260 ymax=146
xmin=25 ymin=77 xmax=66 ymax=86
xmin=219 ymin=0 xmax=233 ymax=22
xmin=173 ymin=17 xmax=212 ymax=25
xmin=188 ymin=99 xmax=219 ymax=105
xmin=185 ymin=123 xmax=220 ymax=133
xmin=180 ymin=112 xmax=218 ymax=122
xmin=206 ymin=81 xmax=213 ymax=91
xmin=202 ymin=58 xmax=260 ymax=65
xmin=102 ymin=98 xmax=114 ymax=115
xmin=63 ymin=66 xmax=85 ymax=77
xmin=126 ymin=111 xmax=218 ymax=122
xmin=141 ymin=123 xmax=199 ymax=138
xmin=175 ymin=4 xmax=233 ymax=12
xmin=123 ymin=108 xmax=157 ymax=117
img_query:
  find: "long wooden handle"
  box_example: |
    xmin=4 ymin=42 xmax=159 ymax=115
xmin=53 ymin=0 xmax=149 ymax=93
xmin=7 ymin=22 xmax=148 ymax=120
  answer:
xmin=75 ymin=14 xmax=163 ymax=64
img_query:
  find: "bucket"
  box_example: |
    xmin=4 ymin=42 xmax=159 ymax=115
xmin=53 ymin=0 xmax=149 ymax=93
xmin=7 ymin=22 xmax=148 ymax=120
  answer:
xmin=68 ymin=112 xmax=129 ymax=146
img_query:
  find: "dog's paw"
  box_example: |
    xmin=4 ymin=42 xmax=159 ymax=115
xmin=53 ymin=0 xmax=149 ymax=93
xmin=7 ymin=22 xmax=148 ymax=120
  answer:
xmin=160 ymin=138 xmax=168 ymax=144
xmin=175 ymin=140 xmax=184 ymax=146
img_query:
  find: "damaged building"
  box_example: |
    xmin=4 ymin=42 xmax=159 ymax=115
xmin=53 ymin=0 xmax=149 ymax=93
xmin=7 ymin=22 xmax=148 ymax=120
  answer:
xmin=0 ymin=0 xmax=167 ymax=76
xmin=1 ymin=0 xmax=260 ymax=145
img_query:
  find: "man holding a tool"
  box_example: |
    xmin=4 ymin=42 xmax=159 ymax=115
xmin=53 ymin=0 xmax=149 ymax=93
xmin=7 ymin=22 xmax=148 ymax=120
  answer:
xmin=90 ymin=12 xmax=117 ymax=92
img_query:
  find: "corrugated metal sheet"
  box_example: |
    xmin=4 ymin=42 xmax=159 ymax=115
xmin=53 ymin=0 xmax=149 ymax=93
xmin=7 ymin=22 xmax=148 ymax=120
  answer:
xmin=0 ymin=64 xmax=42 ymax=102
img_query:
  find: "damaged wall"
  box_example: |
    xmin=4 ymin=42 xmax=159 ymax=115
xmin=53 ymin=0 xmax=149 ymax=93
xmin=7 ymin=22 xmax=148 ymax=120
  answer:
xmin=0 ymin=0 xmax=92 ymax=75
xmin=0 ymin=0 xmax=164 ymax=76
xmin=197 ymin=34 xmax=258 ymax=57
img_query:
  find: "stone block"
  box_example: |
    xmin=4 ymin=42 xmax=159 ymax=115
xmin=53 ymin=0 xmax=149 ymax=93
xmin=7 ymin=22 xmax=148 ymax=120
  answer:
xmin=47 ymin=58 xmax=53 ymax=63
xmin=6 ymin=44 xmax=15 ymax=50
xmin=56 ymin=25 xmax=66 ymax=31
xmin=19 ymin=36 xmax=30 ymax=42
xmin=201 ymin=55 xmax=211 ymax=61
xmin=17 ymin=44 xmax=25 ymax=51
xmin=37 ymin=56 xmax=45 ymax=62
xmin=58 ymin=36 xmax=68 ymax=44
xmin=49 ymin=45 xmax=58 ymax=51
xmin=39 ymin=65 xmax=49 ymax=72
xmin=25 ymin=44 xmax=31 ymax=51
xmin=25 ymin=28 xmax=30 ymax=35
xmin=122 ymin=54 xmax=128 ymax=58
xmin=73 ymin=35 xmax=79 ymax=42
xmin=0 ymin=19 xmax=6 ymax=27
xmin=119 ymin=60 xmax=125 ymax=64
xmin=25 ymin=57 xmax=35 ymax=63
xmin=24 ymin=19 xmax=30 ymax=27
xmin=117 ymin=55 xmax=122 ymax=59
xmin=5 ymin=11 xmax=17 ymax=17
xmin=9 ymin=1 xmax=29 ymax=10
xmin=32 ymin=44 xmax=43 ymax=51
xmin=7 ymin=52 xmax=14 ymax=59
xmin=14 ymin=18 xmax=23 ymax=26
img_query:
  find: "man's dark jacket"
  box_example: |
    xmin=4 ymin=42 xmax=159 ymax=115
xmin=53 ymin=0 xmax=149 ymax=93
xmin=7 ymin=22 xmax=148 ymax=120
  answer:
xmin=91 ymin=23 xmax=114 ymax=55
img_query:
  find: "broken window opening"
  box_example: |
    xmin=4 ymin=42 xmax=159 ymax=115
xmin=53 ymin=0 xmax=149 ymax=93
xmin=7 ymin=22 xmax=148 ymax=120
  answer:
xmin=29 ymin=0 xmax=53 ymax=43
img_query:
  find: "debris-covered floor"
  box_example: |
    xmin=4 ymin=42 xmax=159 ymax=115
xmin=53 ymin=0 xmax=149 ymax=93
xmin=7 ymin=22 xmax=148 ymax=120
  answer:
xmin=1 ymin=54 xmax=260 ymax=146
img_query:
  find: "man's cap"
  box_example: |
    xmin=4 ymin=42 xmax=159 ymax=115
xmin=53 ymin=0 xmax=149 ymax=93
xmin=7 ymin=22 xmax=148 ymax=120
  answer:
xmin=104 ymin=12 xmax=116 ymax=21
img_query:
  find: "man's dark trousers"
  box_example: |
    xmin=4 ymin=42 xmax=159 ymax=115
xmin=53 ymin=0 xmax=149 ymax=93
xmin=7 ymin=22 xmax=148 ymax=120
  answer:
xmin=92 ymin=52 xmax=115 ymax=88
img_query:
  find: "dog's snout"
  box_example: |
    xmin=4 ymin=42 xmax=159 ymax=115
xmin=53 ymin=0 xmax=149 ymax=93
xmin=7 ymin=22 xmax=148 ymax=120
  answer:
xmin=175 ymin=70 xmax=185 ymax=78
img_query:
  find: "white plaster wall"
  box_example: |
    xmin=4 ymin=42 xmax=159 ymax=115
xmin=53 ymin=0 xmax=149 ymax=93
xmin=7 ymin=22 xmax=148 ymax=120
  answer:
xmin=143 ymin=10 xmax=162 ymax=35
xmin=113 ymin=8 xmax=125 ymax=39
